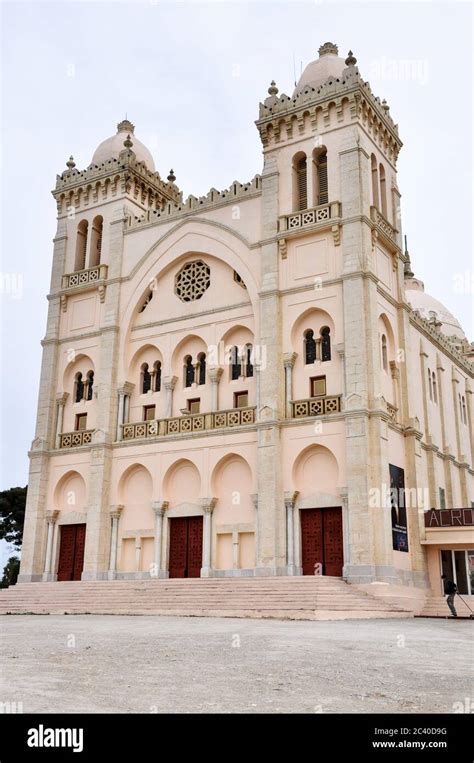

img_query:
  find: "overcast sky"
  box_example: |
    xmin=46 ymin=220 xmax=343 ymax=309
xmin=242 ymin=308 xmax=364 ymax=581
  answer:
xmin=0 ymin=1 xmax=472 ymax=567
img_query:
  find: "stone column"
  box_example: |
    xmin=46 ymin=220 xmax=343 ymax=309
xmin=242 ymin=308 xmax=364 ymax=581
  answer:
xmin=335 ymin=344 xmax=346 ymax=397
xmin=283 ymin=353 xmax=297 ymax=418
xmin=116 ymin=392 xmax=125 ymax=441
xmin=256 ymin=152 xmax=285 ymax=575
xmin=232 ymin=530 xmax=239 ymax=570
xmin=209 ymin=368 xmax=223 ymax=412
xmin=284 ymin=491 xmax=299 ymax=575
xmin=107 ymin=505 xmax=123 ymax=580
xmin=55 ymin=393 xmax=69 ymax=449
xmin=42 ymin=510 xmax=59 ymax=581
xmin=340 ymin=487 xmax=350 ymax=579
xmin=255 ymin=365 xmax=261 ymax=419
xmin=390 ymin=361 xmax=400 ymax=414
xmin=164 ymin=376 xmax=177 ymax=418
xmin=436 ymin=355 xmax=454 ymax=507
xmin=152 ymin=501 xmax=168 ymax=578
xmin=116 ymin=382 xmax=134 ymax=441
xmin=201 ymin=497 xmax=216 ymax=577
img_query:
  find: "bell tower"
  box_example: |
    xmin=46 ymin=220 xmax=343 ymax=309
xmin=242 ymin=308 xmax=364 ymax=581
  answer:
xmin=255 ymin=43 xmax=415 ymax=584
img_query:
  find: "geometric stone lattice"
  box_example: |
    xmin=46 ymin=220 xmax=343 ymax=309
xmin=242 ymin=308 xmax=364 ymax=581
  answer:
xmin=174 ymin=260 xmax=210 ymax=302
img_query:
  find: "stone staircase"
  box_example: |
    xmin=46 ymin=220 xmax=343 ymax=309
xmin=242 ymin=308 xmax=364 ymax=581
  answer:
xmin=417 ymin=594 xmax=474 ymax=619
xmin=0 ymin=576 xmax=413 ymax=620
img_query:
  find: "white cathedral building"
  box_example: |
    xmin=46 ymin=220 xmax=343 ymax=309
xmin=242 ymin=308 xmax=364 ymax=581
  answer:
xmin=16 ymin=42 xmax=473 ymax=609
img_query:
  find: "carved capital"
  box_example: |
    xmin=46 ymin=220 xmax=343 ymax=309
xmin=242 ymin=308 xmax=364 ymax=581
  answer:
xmin=118 ymin=381 xmax=135 ymax=396
xmin=110 ymin=504 xmax=124 ymax=521
xmin=209 ymin=367 xmax=223 ymax=383
xmin=45 ymin=510 xmax=59 ymax=525
xmin=283 ymin=352 xmax=297 ymax=369
xmin=279 ymin=238 xmax=287 ymax=259
xmin=152 ymin=500 xmax=169 ymax=517
xmin=164 ymin=375 xmax=178 ymax=391
xmin=201 ymin=497 xmax=217 ymax=514
xmin=284 ymin=490 xmax=299 ymax=510
xmin=56 ymin=392 xmax=69 ymax=406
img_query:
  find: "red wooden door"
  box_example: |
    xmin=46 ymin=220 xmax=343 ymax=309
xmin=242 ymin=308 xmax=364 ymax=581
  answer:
xmin=187 ymin=517 xmax=203 ymax=578
xmin=300 ymin=508 xmax=343 ymax=576
xmin=323 ymin=508 xmax=343 ymax=577
xmin=73 ymin=524 xmax=86 ymax=581
xmin=301 ymin=509 xmax=324 ymax=575
xmin=57 ymin=524 xmax=86 ymax=581
xmin=169 ymin=518 xmax=188 ymax=578
xmin=169 ymin=517 xmax=203 ymax=578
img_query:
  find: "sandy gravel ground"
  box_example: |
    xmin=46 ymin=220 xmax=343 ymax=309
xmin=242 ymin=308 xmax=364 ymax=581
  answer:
xmin=1 ymin=615 xmax=472 ymax=714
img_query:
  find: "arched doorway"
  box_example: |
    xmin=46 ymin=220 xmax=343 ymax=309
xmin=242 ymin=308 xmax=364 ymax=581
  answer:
xmin=54 ymin=472 xmax=87 ymax=581
xmin=293 ymin=445 xmax=343 ymax=576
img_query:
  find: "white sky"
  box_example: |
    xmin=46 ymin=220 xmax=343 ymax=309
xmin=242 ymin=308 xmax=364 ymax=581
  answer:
xmin=0 ymin=0 xmax=472 ymax=565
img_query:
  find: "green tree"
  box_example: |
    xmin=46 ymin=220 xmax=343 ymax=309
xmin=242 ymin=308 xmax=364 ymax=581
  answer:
xmin=0 ymin=486 xmax=27 ymax=588
xmin=0 ymin=557 xmax=20 ymax=588
xmin=0 ymin=486 xmax=27 ymax=548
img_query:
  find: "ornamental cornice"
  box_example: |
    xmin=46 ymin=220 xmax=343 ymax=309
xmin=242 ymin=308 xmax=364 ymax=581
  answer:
xmin=410 ymin=313 xmax=474 ymax=376
xmin=52 ymin=153 xmax=182 ymax=216
xmin=126 ymin=175 xmax=262 ymax=230
xmin=256 ymin=68 xmax=402 ymax=161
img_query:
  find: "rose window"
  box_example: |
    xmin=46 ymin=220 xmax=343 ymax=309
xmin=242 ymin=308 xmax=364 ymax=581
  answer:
xmin=174 ymin=260 xmax=210 ymax=302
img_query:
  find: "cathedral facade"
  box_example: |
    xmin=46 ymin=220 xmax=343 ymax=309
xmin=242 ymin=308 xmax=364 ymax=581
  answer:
xmin=19 ymin=43 xmax=474 ymax=604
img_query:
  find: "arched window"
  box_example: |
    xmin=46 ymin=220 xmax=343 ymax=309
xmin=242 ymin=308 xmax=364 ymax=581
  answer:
xmin=432 ymin=371 xmax=438 ymax=404
xmin=371 ymin=154 xmax=379 ymax=209
xmin=462 ymin=396 xmax=467 ymax=424
xmin=89 ymin=216 xmax=103 ymax=268
xmin=379 ymin=163 xmax=387 ymax=218
xmin=86 ymin=371 xmax=94 ymax=401
xmin=184 ymin=356 xmax=195 ymax=388
xmin=316 ymin=151 xmax=328 ymax=205
xmin=75 ymin=220 xmax=88 ymax=271
xmin=321 ymin=326 xmax=331 ymax=362
xmin=428 ymin=368 xmax=433 ymax=401
xmin=381 ymin=334 xmax=388 ymax=372
xmin=141 ymin=363 xmax=151 ymax=394
xmin=294 ymin=154 xmax=307 ymax=211
xmin=153 ymin=361 xmax=161 ymax=392
xmin=245 ymin=344 xmax=254 ymax=378
xmin=230 ymin=346 xmax=241 ymax=380
xmin=197 ymin=353 xmax=206 ymax=385
xmin=304 ymin=330 xmax=316 ymax=365
xmin=74 ymin=372 xmax=84 ymax=403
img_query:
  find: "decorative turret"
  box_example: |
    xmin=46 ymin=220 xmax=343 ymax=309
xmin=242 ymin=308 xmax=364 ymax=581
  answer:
xmin=53 ymin=118 xmax=183 ymax=216
xmin=256 ymin=41 xmax=402 ymax=163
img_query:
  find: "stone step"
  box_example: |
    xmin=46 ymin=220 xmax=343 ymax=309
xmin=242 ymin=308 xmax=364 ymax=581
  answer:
xmin=0 ymin=576 xmax=412 ymax=619
xmin=417 ymin=595 xmax=474 ymax=618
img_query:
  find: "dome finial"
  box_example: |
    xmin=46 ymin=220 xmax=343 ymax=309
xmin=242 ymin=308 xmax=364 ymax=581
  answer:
xmin=268 ymin=80 xmax=279 ymax=96
xmin=345 ymin=50 xmax=357 ymax=66
xmin=117 ymin=119 xmax=135 ymax=135
xmin=66 ymin=155 xmax=76 ymax=170
xmin=318 ymin=42 xmax=338 ymax=57
xmin=167 ymin=168 xmax=176 ymax=183
xmin=123 ymin=134 xmax=133 ymax=150
xmin=404 ymin=235 xmax=414 ymax=279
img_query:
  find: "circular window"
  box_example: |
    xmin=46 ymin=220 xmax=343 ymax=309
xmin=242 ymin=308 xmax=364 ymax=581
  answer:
xmin=175 ymin=260 xmax=210 ymax=302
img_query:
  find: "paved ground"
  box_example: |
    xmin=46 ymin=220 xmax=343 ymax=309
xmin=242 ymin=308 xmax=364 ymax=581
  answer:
xmin=0 ymin=615 xmax=472 ymax=714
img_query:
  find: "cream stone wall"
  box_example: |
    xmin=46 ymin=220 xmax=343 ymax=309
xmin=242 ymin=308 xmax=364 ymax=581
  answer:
xmin=19 ymin=44 xmax=474 ymax=596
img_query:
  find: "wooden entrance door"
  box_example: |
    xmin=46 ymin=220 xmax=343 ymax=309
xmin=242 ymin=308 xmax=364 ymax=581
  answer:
xmin=300 ymin=508 xmax=343 ymax=576
xmin=57 ymin=524 xmax=86 ymax=581
xmin=169 ymin=517 xmax=203 ymax=578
